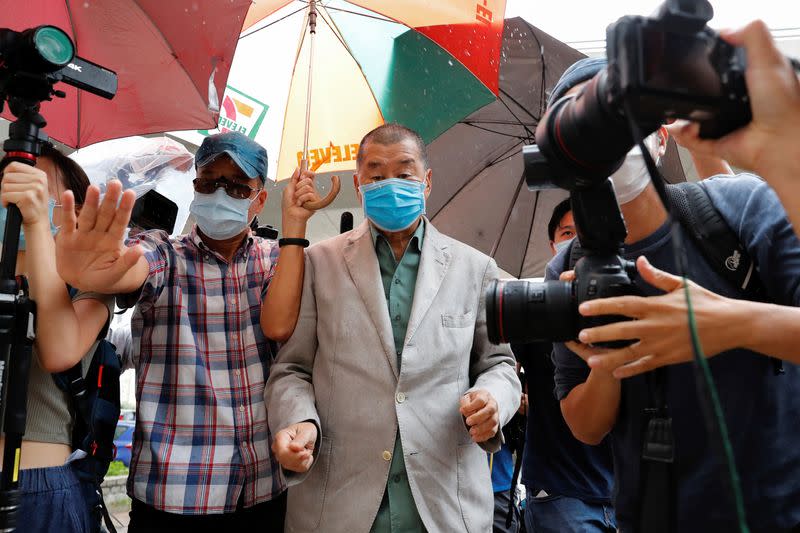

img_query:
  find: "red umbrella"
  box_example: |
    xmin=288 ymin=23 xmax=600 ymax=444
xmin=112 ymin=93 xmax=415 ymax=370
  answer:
xmin=0 ymin=0 xmax=251 ymax=148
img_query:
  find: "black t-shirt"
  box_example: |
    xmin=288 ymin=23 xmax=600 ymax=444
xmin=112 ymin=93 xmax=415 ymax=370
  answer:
xmin=513 ymin=341 xmax=614 ymax=503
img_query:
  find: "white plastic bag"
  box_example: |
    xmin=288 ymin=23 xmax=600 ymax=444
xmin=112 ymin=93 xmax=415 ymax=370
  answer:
xmin=70 ymin=136 xmax=196 ymax=235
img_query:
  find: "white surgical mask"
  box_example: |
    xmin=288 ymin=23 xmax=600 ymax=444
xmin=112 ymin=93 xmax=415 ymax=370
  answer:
xmin=609 ymin=134 xmax=661 ymax=205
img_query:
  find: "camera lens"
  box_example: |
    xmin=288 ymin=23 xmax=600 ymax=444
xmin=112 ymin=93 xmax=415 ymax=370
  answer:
xmin=486 ymin=280 xmax=576 ymax=345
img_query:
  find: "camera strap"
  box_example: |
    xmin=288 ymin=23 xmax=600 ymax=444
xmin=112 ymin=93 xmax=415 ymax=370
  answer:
xmin=639 ymin=367 xmax=675 ymax=533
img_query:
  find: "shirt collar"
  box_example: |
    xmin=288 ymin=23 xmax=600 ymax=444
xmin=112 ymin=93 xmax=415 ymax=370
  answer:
xmin=370 ymin=218 xmax=425 ymax=253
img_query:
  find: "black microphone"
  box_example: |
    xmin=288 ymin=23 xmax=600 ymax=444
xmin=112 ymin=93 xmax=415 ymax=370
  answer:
xmin=340 ymin=211 xmax=353 ymax=234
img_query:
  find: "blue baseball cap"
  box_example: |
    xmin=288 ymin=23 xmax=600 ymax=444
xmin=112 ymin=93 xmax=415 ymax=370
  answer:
xmin=547 ymin=57 xmax=608 ymax=108
xmin=195 ymin=131 xmax=268 ymax=182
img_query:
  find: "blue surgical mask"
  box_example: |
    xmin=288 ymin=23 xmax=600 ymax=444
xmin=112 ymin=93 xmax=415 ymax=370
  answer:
xmin=360 ymin=178 xmax=426 ymax=232
xmin=0 ymin=198 xmax=58 ymax=251
xmin=189 ymin=188 xmax=254 ymax=240
xmin=554 ymin=238 xmax=573 ymax=254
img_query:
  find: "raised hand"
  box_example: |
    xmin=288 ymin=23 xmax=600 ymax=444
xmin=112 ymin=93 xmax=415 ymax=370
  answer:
xmin=55 ymin=180 xmax=146 ymax=293
xmin=281 ymin=167 xmax=322 ymax=237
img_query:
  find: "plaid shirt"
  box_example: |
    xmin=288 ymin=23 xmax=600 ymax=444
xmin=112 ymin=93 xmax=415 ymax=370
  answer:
xmin=119 ymin=227 xmax=284 ymax=514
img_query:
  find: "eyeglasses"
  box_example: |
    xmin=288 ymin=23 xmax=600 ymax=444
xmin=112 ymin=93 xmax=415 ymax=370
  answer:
xmin=192 ymin=176 xmax=261 ymax=200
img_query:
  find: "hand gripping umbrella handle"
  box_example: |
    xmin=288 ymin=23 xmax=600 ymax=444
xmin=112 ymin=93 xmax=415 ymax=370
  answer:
xmin=304 ymin=175 xmax=340 ymax=210
xmin=300 ymin=157 xmax=340 ymax=211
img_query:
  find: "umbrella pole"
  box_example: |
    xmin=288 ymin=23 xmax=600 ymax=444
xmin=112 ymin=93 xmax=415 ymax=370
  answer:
xmin=299 ymin=0 xmax=340 ymax=210
xmin=301 ymin=0 xmax=317 ymax=172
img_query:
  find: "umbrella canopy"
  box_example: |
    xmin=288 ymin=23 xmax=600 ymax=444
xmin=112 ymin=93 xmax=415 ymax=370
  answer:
xmin=427 ymin=18 xmax=687 ymax=279
xmin=172 ymin=0 xmax=507 ymax=181
xmin=0 ymin=0 xmax=251 ymax=148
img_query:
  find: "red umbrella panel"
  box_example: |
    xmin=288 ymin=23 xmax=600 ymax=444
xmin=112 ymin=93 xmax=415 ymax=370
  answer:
xmin=0 ymin=0 xmax=251 ymax=148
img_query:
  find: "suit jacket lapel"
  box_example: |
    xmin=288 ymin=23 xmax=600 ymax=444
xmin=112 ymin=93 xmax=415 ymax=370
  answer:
xmin=404 ymin=221 xmax=451 ymax=348
xmin=343 ymin=221 xmax=399 ymax=379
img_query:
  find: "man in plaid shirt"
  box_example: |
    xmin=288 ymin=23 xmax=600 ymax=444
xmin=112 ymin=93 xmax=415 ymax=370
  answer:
xmin=55 ymin=132 xmax=320 ymax=530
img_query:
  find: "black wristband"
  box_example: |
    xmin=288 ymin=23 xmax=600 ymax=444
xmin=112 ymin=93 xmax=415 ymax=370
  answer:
xmin=278 ymin=237 xmax=309 ymax=248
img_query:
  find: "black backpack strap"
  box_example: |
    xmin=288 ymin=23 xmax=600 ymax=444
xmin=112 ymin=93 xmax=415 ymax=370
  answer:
xmin=666 ymin=182 xmax=783 ymax=374
xmin=666 ymin=182 xmax=764 ymax=299
xmin=639 ymin=367 xmax=675 ymax=533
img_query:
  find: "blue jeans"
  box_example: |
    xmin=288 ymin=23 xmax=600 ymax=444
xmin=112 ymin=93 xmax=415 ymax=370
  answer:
xmin=19 ymin=463 xmax=93 ymax=533
xmin=524 ymin=492 xmax=616 ymax=533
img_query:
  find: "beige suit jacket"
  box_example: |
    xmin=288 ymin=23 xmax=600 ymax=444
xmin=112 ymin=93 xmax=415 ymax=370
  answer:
xmin=265 ymin=220 xmax=520 ymax=532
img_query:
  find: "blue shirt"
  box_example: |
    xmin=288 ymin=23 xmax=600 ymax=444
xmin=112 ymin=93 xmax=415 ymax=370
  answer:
xmin=512 ymin=341 xmax=614 ymax=503
xmin=550 ymin=175 xmax=800 ymax=533
xmin=489 ymin=443 xmax=515 ymax=493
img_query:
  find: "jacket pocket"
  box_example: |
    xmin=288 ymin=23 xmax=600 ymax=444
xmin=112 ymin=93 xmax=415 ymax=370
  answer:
xmin=442 ymin=313 xmax=473 ymax=328
xmin=287 ymin=436 xmax=332 ymax=531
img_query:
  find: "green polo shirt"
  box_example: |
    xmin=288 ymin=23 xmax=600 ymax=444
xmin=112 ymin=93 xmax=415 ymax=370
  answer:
xmin=370 ymin=220 xmax=427 ymax=533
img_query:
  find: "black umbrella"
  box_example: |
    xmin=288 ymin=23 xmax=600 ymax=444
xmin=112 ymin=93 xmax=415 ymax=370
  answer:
xmin=427 ymin=17 xmax=686 ymax=278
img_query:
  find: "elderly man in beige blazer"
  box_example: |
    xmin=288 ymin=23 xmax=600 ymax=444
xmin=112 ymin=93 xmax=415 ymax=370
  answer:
xmin=266 ymin=124 xmax=521 ymax=533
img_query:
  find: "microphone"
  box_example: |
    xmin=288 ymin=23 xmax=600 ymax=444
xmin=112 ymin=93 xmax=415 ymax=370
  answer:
xmin=340 ymin=211 xmax=353 ymax=234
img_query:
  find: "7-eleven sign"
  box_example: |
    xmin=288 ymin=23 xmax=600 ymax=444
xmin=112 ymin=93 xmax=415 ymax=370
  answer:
xmin=199 ymin=86 xmax=269 ymax=140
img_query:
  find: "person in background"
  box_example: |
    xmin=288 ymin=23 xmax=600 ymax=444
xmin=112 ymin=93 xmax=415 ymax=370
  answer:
xmin=549 ymin=57 xmax=800 ymax=532
xmin=0 ymin=144 xmax=115 ymax=532
xmin=512 ymin=195 xmax=616 ymax=533
xmin=54 ymin=131 xmax=320 ymax=531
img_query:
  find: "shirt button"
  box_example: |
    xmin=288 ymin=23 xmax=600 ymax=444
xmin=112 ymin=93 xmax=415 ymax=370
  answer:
xmin=229 ymin=297 xmax=236 ymax=305
xmin=394 ymin=279 xmax=400 ymax=285
xmin=396 ymin=350 xmax=401 ymax=356
xmin=396 ymin=392 xmax=406 ymax=404
xmin=234 ymin=369 xmax=241 ymax=376
xmin=239 ymin=405 xmax=245 ymax=412
xmin=394 ymin=315 xmax=401 ymax=321
xmin=393 ymin=474 xmax=401 ymax=483
xmin=382 ymin=450 xmax=392 ymax=461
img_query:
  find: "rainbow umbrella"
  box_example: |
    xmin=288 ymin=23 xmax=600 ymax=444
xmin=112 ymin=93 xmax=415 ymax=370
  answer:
xmin=173 ymin=0 xmax=506 ymax=183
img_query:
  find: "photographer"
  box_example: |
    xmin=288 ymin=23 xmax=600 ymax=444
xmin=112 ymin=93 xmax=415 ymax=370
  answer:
xmin=548 ymin=58 xmax=800 ymax=532
xmin=0 ymin=144 xmax=114 ymax=532
xmin=512 ymin=197 xmax=615 ymax=533
xmin=668 ymin=20 xmax=800 ymax=236
xmin=571 ymin=20 xmax=800 ymax=390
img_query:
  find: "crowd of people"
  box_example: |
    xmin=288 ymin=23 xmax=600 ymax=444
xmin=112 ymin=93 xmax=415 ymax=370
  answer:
xmin=5 ymin=17 xmax=800 ymax=533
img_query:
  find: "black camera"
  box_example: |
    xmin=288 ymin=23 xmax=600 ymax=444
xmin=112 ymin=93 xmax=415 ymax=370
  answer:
xmin=130 ymin=189 xmax=178 ymax=235
xmin=487 ymin=177 xmax=640 ymax=346
xmin=0 ymin=26 xmax=116 ymax=109
xmin=487 ymin=0 xmax=750 ymax=346
xmin=488 ymin=253 xmax=637 ymax=345
xmin=524 ymin=0 xmax=749 ymax=191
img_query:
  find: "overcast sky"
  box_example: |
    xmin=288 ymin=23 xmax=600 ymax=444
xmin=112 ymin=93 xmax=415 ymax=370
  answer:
xmin=504 ymin=0 xmax=800 ymax=45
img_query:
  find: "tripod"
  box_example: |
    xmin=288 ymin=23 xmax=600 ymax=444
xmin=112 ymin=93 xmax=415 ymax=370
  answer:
xmin=0 ymin=95 xmax=48 ymax=533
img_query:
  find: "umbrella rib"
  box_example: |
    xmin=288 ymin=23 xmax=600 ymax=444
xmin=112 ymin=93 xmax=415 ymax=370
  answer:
xmin=240 ymin=4 xmax=309 ymax=39
xmin=489 ymin=172 xmax=526 ymax=258
xmin=462 ymin=119 xmax=537 ymax=126
xmin=323 ymin=5 xmax=395 ymax=23
xmin=64 ymin=0 xmax=81 ymax=145
xmin=431 ymin=140 xmax=520 ymax=218
xmin=317 ymin=5 xmax=387 ymax=123
xmin=498 ymin=89 xmax=540 ymax=131
xmin=519 ymin=189 xmax=541 ymax=278
xmin=460 ymin=122 xmax=531 ymax=141
xmin=487 ymin=143 xmax=524 ymax=168
xmin=521 ymin=19 xmax=553 ymax=114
